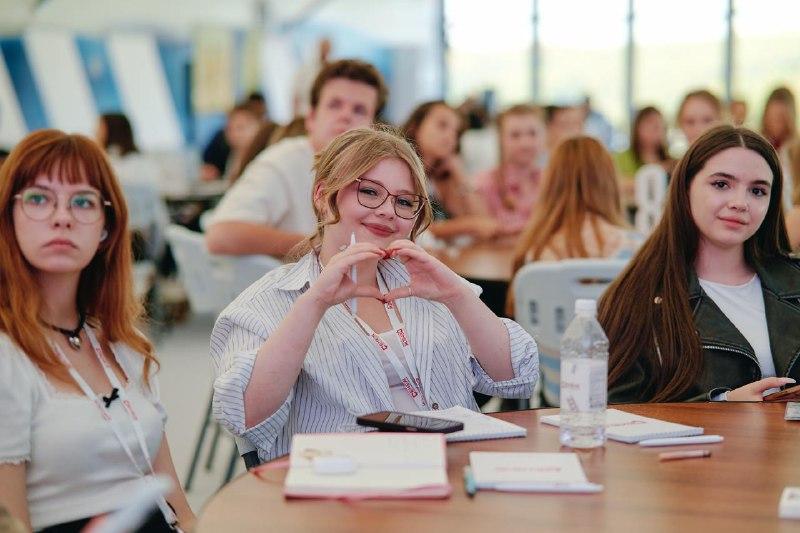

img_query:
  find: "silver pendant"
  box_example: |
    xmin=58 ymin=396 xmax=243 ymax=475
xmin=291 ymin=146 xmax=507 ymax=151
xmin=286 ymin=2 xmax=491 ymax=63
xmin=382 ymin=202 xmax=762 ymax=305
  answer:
xmin=68 ymin=336 xmax=81 ymax=350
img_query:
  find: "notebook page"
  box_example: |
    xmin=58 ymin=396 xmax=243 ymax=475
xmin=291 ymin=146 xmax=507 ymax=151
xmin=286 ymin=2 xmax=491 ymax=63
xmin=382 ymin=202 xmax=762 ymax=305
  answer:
xmin=412 ymin=405 xmax=527 ymax=442
xmin=470 ymin=452 xmax=589 ymax=487
xmin=540 ymin=408 xmax=703 ymax=443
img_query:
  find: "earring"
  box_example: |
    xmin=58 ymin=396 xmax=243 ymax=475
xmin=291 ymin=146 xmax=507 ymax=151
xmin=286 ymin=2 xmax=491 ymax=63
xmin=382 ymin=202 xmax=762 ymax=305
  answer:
xmin=100 ymin=229 xmax=108 ymax=242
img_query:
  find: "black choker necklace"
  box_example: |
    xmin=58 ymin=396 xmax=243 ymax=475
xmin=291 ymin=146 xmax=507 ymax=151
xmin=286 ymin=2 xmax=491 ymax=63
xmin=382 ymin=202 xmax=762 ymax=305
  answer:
xmin=45 ymin=312 xmax=85 ymax=350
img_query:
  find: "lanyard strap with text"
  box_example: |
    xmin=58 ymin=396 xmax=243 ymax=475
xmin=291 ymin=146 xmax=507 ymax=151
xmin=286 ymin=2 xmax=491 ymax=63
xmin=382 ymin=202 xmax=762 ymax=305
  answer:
xmin=346 ymin=273 xmax=428 ymax=410
xmin=51 ymin=327 xmax=177 ymax=527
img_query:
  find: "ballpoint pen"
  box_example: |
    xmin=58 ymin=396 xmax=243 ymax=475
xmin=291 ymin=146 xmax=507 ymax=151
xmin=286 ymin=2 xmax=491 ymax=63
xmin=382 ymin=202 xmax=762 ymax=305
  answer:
xmin=463 ymin=466 xmax=476 ymax=498
xmin=349 ymin=232 xmax=357 ymax=314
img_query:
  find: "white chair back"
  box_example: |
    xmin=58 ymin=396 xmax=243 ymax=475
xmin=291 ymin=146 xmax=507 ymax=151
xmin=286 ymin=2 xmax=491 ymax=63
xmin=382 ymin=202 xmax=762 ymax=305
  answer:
xmin=512 ymin=258 xmax=627 ymax=406
xmin=165 ymin=225 xmax=281 ymax=315
xmin=634 ymin=163 xmax=668 ymax=235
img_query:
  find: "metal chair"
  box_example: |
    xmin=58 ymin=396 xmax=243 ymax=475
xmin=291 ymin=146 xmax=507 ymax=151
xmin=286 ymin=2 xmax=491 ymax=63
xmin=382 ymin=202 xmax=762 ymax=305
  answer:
xmin=512 ymin=259 xmax=628 ymax=407
xmin=166 ymin=225 xmax=279 ymax=488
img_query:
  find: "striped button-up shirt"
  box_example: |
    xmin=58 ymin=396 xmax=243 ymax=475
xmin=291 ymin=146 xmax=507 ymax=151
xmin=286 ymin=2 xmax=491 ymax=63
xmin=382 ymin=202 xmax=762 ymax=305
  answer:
xmin=210 ymin=252 xmax=539 ymax=461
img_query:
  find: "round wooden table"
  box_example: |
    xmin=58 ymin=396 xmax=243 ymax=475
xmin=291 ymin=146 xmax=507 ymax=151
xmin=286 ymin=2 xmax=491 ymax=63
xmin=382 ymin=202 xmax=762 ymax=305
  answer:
xmin=196 ymin=403 xmax=800 ymax=532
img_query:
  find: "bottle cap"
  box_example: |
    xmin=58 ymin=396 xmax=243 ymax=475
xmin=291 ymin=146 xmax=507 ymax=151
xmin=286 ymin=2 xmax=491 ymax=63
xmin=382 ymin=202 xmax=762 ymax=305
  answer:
xmin=574 ymin=299 xmax=597 ymax=316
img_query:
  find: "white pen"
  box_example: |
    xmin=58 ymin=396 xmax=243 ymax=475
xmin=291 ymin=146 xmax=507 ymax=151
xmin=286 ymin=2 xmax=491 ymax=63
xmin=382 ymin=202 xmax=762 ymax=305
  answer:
xmin=639 ymin=435 xmax=724 ymax=447
xmin=489 ymin=482 xmax=604 ymax=494
xmin=349 ymin=232 xmax=357 ymax=314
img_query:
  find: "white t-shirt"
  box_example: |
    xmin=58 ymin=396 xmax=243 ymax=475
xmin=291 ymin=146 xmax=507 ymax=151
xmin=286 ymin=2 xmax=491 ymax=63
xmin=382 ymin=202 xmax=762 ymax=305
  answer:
xmin=376 ymin=330 xmax=423 ymax=412
xmin=698 ymin=274 xmax=777 ymax=380
xmin=0 ymin=333 xmax=166 ymax=530
xmin=209 ymin=136 xmax=316 ymax=234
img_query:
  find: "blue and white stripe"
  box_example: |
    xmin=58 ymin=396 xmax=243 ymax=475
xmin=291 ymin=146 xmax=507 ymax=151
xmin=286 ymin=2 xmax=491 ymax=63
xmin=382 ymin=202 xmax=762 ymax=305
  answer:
xmin=210 ymin=253 xmax=539 ymax=462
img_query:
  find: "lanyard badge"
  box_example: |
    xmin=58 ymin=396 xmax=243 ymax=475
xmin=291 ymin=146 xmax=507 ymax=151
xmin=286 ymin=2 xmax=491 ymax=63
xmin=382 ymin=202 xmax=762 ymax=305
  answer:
xmin=51 ymin=326 xmax=178 ymax=528
xmin=344 ymin=272 xmax=428 ymax=410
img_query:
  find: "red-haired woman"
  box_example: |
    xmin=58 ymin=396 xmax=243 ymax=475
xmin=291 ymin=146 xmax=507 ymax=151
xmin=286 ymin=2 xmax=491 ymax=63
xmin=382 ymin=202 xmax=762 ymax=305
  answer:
xmin=0 ymin=130 xmax=193 ymax=532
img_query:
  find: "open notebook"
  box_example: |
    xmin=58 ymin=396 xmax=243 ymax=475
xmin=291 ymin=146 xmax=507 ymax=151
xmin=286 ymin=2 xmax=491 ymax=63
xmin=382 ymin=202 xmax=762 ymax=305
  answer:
xmin=540 ymin=409 xmax=703 ymax=444
xmin=284 ymin=433 xmax=451 ymax=499
xmin=412 ymin=405 xmax=527 ymax=442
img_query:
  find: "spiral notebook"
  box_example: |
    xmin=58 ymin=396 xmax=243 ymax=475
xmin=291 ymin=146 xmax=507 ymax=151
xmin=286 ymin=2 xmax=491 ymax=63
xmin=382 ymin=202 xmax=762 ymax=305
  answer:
xmin=540 ymin=409 xmax=703 ymax=444
xmin=411 ymin=406 xmax=527 ymax=442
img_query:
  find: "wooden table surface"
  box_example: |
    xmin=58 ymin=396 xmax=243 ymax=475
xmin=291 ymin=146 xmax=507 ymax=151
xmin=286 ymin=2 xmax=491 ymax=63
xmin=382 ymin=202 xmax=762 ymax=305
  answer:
xmin=430 ymin=239 xmax=516 ymax=282
xmin=196 ymin=403 xmax=800 ymax=532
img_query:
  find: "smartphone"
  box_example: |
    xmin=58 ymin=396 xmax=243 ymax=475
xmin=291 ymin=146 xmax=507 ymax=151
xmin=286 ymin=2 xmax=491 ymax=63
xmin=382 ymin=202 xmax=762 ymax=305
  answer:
xmin=763 ymin=383 xmax=800 ymax=402
xmin=356 ymin=411 xmax=464 ymax=434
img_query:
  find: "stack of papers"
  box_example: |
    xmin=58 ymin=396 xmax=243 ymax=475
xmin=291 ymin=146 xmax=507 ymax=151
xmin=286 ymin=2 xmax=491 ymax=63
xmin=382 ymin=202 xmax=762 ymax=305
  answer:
xmin=785 ymin=402 xmax=800 ymax=421
xmin=779 ymin=487 xmax=800 ymax=519
xmin=540 ymin=409 xmax=703 ymax=443
xmin=284 ymin=433 xmax=451 ymax=499
xmin=412 ymin=405 xmax=527 ymax=442
xmin=469 ymin=452 xmax=602 ymax=493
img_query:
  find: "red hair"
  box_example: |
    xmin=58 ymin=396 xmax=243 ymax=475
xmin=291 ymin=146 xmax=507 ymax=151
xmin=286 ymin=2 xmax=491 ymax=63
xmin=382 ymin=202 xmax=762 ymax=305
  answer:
xmin=0 ymin=129 xmax=156 ymax=384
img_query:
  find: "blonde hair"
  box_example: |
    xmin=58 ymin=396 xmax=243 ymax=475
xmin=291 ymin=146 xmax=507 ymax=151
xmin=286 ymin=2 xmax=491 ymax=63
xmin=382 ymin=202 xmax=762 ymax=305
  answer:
xmin=292 ymin=126 xmax=433 ymax=258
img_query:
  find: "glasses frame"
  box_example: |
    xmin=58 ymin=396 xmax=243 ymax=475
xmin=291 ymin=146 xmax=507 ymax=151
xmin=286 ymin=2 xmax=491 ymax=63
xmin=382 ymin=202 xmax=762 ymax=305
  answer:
xmin=353 ymin=178 xmax=427 ymax=220
xmin=13 ymin=188 xmax=112 ymax=225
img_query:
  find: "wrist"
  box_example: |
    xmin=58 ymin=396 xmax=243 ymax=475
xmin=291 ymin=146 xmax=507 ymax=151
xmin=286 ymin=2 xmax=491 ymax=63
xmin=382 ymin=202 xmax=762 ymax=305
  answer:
xmin=298 ymin=290 xmax=330 ymax=316
xmin=441 ymin=283 xmax=475 ymax=310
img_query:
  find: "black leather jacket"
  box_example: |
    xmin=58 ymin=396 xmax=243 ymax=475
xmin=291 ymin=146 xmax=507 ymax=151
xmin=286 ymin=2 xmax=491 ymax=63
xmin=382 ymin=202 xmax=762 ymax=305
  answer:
xmin=609 ymin=256 xmax=800 ymax=403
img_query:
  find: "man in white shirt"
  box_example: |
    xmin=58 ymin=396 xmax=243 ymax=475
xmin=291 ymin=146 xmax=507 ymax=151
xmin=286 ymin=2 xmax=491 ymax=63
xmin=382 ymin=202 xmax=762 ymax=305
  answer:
xmin=205 ymin=59 xmax=388 ymax=257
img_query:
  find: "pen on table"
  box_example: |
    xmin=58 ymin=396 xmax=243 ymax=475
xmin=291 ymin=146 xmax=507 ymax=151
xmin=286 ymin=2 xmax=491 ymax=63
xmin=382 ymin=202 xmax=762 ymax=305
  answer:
xmin=639 ymin=435 xmax=724 ymax=447
xmin=349 ymin=232 xmax=357 ymax=314
xmin=463 ymin=466 xmax=476 ymax=498
xmin=658 ymin=449 xmax=712 ymax=462
xmin=490 ymin=482 xmax=604 ymax=494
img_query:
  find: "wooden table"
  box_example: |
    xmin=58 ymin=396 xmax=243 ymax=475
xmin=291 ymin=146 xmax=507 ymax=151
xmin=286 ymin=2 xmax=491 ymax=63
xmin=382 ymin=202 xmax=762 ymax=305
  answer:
xmin=430 ymin=239 xmax=515 ymax=283
xmin=196 ymin=403 xmax=800 ymax=532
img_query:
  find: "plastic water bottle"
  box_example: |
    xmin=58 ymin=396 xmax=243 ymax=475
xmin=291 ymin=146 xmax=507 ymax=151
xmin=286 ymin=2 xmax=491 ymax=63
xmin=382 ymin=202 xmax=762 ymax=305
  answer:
xmin=559 ymin=299 xmax=608 ymax=448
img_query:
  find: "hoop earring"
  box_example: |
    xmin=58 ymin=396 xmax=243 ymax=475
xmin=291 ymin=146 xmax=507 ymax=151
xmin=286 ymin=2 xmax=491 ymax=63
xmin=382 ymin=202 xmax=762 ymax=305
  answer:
xmin=100 ymin=229 xmax=108 ymax=242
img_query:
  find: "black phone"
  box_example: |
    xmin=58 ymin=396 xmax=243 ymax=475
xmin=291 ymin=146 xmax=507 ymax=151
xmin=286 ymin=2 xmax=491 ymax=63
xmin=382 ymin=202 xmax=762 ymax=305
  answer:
xmin=356 ymin=411 xmax=464 ymax=434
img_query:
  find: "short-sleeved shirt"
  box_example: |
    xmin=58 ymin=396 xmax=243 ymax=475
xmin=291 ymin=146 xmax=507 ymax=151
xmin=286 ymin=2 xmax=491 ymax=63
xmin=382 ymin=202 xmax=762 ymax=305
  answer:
xmin=209 ymin=136 xmax=316 ymax=234
xmin=0 ymin=332 xmax=166 ymax=531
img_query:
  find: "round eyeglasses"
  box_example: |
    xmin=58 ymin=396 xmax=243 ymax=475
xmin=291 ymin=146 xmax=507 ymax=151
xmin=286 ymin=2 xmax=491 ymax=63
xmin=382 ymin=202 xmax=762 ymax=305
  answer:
xmin=14 ymin=187 xmax=111 ymax=224
xmin=354 ymin=178 xmax=426 ymax=220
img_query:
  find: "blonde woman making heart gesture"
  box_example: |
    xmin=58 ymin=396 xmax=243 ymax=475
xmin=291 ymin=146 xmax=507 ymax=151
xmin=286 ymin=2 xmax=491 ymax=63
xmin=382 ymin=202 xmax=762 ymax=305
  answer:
xmin=210 ymin=127 xmax=539 ymax=462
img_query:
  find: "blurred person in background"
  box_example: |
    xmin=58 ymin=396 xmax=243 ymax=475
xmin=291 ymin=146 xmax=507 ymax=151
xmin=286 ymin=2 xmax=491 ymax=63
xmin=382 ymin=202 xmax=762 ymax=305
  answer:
xmin=200 ymin=102 xmax=262 ymax=181
xmin=676 ymin=89 xmax=723 ymax=148
xmin=786 ymin=137 xmax=800 ymax=250
xmin=542 ymin=105 xmax=584 ymax=166
xmin=206 ymin=59 xmax=387 ymax=258
xmin=729 ymin=99 xmax=748 ymax=127
xmin=507 ymin=136 xmax=642 ymax=315
xmin=760 ymin=86 xmax=796 ymax=152
xmin=474 ymin=104 xmax=545 ymax=235
xmin=402 ymin=101 xmax=501 ymax=241
xmin=614 ymin=106 xmax=674 ymax=214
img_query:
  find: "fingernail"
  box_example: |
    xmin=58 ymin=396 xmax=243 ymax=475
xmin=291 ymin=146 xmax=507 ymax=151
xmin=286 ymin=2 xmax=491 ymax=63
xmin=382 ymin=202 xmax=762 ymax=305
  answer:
xmin=784 ymin=378 xmax=796 ymax=383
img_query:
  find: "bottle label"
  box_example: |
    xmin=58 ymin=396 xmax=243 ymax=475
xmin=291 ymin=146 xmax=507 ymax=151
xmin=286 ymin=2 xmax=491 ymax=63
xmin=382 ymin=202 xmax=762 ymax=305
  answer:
xmin=560 ymin=359 xmax=607 ymax=411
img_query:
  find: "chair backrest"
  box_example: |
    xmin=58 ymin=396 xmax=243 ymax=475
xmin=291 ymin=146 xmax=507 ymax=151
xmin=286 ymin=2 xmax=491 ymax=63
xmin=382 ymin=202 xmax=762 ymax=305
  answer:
xmin=512 ymin=258 xmax=627 ymax=406
xmin=165 ymin=225 xmax=281 ymax=315
xmin=634 ymin=163 xmax=668 ymax=235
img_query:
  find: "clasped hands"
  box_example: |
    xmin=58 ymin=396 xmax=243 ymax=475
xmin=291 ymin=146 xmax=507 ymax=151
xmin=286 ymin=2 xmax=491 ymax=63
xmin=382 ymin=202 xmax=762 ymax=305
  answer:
xmin=308 ymin=240 xmax=470 ymax=310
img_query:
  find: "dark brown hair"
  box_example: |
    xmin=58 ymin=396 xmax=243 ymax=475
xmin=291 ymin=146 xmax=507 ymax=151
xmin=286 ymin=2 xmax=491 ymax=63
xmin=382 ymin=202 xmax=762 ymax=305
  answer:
xmin=100 ymin=113 xmax=138 ymax=156
xmin=599 ymin=125 xmax=790 ymax=402
xmin=309 ymin=59 xmax=388 ymax=115
xmin=228 ymin=120 xmax=280 ymax=184
xmin=630 ymin=106 xmax=670 ymax=166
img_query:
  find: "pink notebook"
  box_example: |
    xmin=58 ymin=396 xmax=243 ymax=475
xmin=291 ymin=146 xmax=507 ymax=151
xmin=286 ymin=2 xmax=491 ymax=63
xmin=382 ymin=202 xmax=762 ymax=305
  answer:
xmin=283 ymin=433 xmax=451 ymax=499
